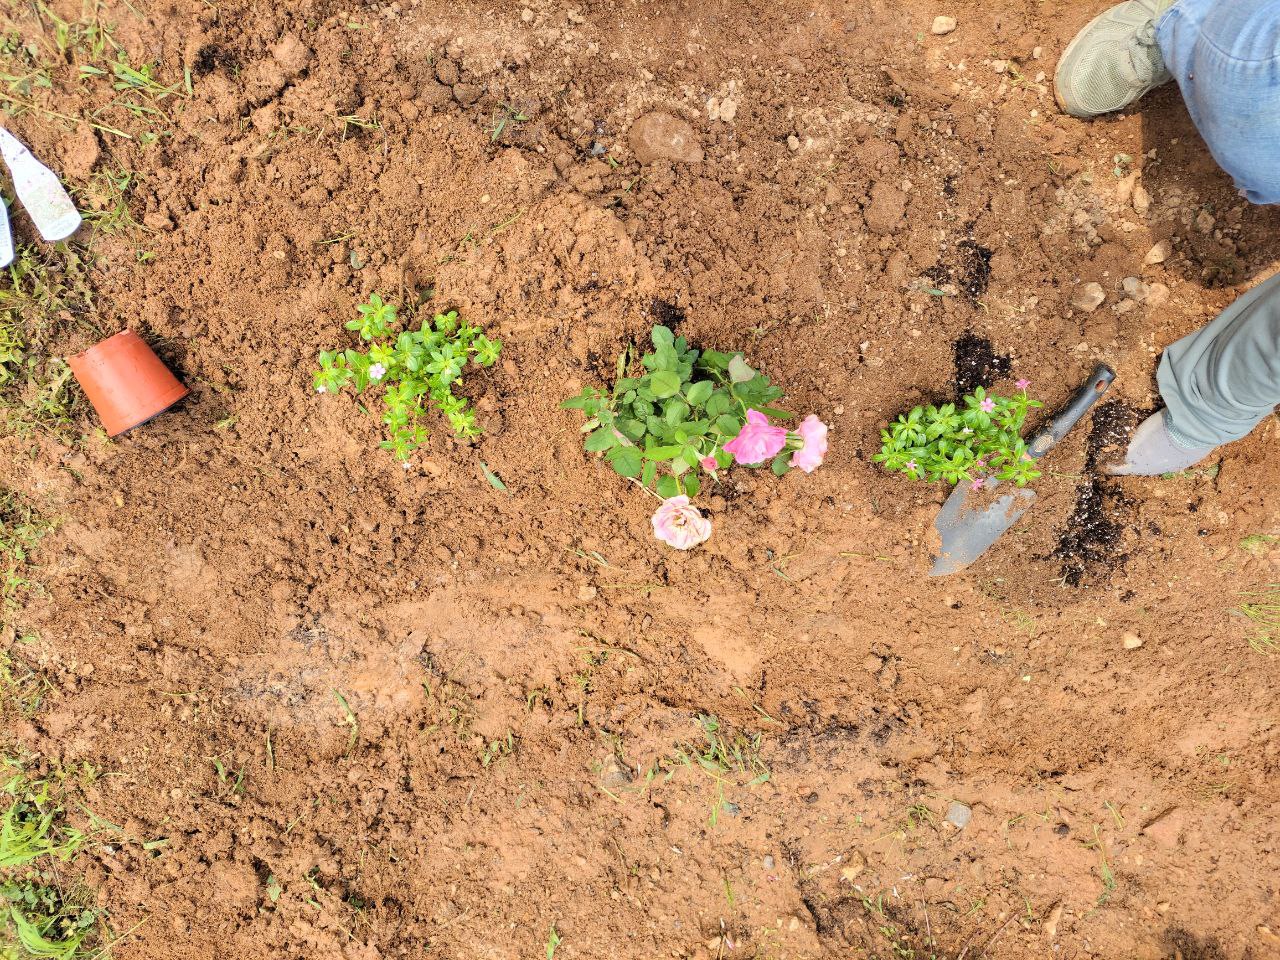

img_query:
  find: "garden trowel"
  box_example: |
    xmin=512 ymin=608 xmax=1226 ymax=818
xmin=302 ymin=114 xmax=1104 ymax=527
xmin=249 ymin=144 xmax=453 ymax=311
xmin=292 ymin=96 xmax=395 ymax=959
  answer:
xmin=929 ymin=363 xmax=1116 ymax=576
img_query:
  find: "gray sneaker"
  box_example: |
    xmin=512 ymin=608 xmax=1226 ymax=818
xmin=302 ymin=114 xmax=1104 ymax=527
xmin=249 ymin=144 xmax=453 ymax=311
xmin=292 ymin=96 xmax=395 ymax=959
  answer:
xmin=1104 ymin=409 xmax=1216 ymax=476
xmin=1055 ymin=0 xmax=1177 ymax=118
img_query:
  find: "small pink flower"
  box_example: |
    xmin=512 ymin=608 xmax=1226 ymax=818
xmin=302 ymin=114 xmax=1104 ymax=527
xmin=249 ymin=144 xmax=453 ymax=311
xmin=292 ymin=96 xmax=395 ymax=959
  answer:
xmin=790 ymin=415 xmax=829 ymax=473
xmin=651 ymin=495 xmax=712 ymax=550
xmin=369 ymin=362 xmax=387 ymax=381
xmin=317 ymin=385 xmax=327 ymax=393
xmin=1016 ymin=378 xmax=1030 ymax=390
xmin=700 ymin=455 xmax=718 ymax=472
xmin=905 ymin=459 xmax=918 ymax=472
xmin=980 ymin=397 xmax=995 ymax=413
xmin=974 ymin=459 xmax=987 ymax=470
xmin=971 ymin=477 xmax=985 ymax=489
xmin=723 ymin=410 xmax=787 ymax=465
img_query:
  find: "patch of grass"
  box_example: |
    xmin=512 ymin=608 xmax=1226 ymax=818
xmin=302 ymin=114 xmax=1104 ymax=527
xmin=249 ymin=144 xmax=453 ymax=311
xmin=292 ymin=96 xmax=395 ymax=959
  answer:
xmin=75 ymin=167 xmax=140 ymax=237
xmin=667 ymin=714 xmax=771 ymax=826
xmin=0 ymin=245 xmax=100 ymax=434
xmin=0 ymin=761 xmax=103 ymax=960
xmin=0 ymin=491 xmax=51 ymax=627
xmin=479 ymin=731 xmax=515 ymax=769
xmin=1237 ymin=585 xmax=1280 ymax=654
xmin=0 ymin=646 xmax=51 ymax=720
xmin=1239 ymin=534 xmax=1278 ymax=556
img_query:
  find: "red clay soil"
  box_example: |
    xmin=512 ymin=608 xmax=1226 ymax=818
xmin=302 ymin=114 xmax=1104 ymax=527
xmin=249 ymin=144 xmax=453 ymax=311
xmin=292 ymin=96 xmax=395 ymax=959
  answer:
xmin=3 ymin=0 xmax=1280 ymax=958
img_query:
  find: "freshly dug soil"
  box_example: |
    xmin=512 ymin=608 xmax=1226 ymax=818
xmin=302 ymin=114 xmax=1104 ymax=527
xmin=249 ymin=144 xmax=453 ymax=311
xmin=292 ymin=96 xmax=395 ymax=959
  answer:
xmin=3 ymin=1 xmax=1280 ymax=958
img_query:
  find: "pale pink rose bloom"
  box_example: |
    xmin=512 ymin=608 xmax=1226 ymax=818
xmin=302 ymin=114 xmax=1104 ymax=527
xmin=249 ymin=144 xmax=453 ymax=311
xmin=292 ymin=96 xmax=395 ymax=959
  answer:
xmin=651 ymin=495 xmax=712 ymax=550
xmin=700 ymin=455 xmax=718 ymax=472
xmin=790 ymin=415 xmax=829 ymax=473
xmin=722 ymin=410 xmax=787 ymax=465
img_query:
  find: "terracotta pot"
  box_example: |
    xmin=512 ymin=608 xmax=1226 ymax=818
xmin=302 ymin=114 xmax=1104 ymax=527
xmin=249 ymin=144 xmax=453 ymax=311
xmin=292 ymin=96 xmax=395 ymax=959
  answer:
xmin=68 ymin=330 xmax=189 ymax=437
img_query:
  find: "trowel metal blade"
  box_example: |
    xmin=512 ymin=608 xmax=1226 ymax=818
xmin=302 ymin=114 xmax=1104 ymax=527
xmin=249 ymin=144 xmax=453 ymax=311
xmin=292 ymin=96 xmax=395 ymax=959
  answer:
xmin=929 ymin=480 xmax=1037 ymax=576
xmin=0 ymin=200 xmax=12 ymax=268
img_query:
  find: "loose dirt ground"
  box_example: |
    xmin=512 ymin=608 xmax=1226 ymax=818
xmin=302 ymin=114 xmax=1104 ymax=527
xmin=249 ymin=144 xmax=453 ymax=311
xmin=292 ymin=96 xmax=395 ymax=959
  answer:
xmin=3 ymin=0 xmax=1280 ymax=957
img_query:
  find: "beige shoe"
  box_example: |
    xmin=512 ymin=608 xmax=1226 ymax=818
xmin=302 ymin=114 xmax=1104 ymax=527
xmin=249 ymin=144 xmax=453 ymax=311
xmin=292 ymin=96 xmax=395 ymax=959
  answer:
xmin=1055 ymin=0 xmax=1177 ymax=118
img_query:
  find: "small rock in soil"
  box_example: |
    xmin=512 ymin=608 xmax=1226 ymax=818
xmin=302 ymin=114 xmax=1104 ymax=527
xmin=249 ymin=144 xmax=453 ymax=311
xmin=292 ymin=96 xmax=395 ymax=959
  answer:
xmin=577 ymin=584 xmax=598 ymax=602
xmin=1195 ymin=210 xmax=1216 ymax=233
xmin=1146 ymin=282 xmax=1171 ymax=307
xmin=931 ymin=15 xmax=957 ymax=34
xmin=1133 ymin=184 xmax=1152 ymax=215
xmin=1144 ymin=239 xmax=1172 ymax=265
xmin=452 ymin=82 xmax=482 ymax=105
xmin=763 ymin=855 xmax=775 ymax=870
xmin=630 ymin=112 xmax=703 ymax=164
xmin=1122 ymin=631 xmax=1143 ymax=649
xmin=600 ymin=755 xmax=633 ymax=789
xmin=1121 ymin=276 xmax=1151 ymax=301
xmin=1071 ymin=282 xmax=1106 ymax=312
xmin=945 ymin=801 xmax=972 ymax=829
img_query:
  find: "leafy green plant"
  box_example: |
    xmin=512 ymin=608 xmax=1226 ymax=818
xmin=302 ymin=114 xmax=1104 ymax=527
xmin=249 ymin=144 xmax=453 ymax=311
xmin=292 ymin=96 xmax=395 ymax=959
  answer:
xmin=0 ymin=767 xmax=101 ymax=960
xmin=314 ymin=295 xmax=501 ymax=462
xmin=874 ymin=382 xmax=1044 ymax=486
xmin=561 ymin=325 xmax=789 ymax=498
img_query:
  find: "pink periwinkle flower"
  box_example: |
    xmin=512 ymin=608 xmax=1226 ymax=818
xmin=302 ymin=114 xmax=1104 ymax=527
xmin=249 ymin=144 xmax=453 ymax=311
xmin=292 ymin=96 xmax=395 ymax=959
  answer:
xmin=790 ymin=415 xmax=829 ymax=473
xmin=369 ymin=362 xmax=387 ymax=381
xmin=904 ymin=459 xmax=918 ymax=472
xmin=1016 ymin=378 xmax=1031 ymax=390
xmin=971 ymin=477 xmax=985 ymax=490
xmin=980 ymin=397 xmax=996 ymax=413
xmin=722 ymin=410 xmax=787 ymax=465
xmin=701 ymin=455 xmax=718 ymax=472
xmin=651 ymin=495 xmax=712 ymax=550
xmin=317 ymin=385 xmax=327 ymax=394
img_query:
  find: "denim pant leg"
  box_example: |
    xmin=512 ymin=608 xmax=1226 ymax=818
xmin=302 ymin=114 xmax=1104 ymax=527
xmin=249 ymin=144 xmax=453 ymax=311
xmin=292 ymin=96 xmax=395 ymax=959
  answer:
xmin=1157 ymin=0 xmax=1280 ymax=204
xmin=1153 ymin=0 xmax=1280 ymax=447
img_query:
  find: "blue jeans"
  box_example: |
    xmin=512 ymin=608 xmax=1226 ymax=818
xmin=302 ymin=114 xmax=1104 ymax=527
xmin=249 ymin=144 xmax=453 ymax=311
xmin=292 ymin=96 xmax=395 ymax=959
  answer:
xmin=1152 ymin=0 xmax=1280 ymax=447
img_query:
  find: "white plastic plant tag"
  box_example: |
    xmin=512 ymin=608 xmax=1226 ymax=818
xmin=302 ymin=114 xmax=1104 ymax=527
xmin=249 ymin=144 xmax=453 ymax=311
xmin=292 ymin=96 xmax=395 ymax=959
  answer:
xmin=0 ymin=127 xmax=82 ymax=243
xmin=0 ymin=200 xmax=13 ymax=269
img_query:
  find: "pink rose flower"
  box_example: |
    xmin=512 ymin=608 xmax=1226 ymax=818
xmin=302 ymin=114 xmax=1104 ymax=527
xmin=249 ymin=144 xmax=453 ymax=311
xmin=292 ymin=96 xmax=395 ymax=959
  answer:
xmin=723 ymin=410 xmax=787 ymax=465
xmin=700 ymin=455 xmax=718 ymax=472
xmin=651 ymin=495 xmax=712 ymax=550
xmin=790 ymin=415 xmax=829 ymax=473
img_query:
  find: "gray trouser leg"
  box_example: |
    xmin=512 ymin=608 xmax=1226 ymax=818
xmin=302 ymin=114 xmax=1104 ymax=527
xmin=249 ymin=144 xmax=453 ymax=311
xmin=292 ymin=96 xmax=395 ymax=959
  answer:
xmin=1157 ymin=271 xmax=1280 ymax=448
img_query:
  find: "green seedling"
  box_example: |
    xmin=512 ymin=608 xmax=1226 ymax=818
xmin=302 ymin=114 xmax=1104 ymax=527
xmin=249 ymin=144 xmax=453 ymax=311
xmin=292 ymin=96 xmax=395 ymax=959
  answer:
xmin=314 ymin=295 xmax=501 ymax=462
xmin=875 ymin=383 xmax=1045 ymax=486
xmin=562 ymin=325 xmax=789 ymax=498
xmin=545 ymin=924 xmax=562 ymax=959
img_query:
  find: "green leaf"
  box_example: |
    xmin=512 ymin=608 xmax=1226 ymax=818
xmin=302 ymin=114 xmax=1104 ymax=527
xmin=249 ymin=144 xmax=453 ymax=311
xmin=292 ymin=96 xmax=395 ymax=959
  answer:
xmin=656 ymin=475 xmax=679 ymax=499
xmin=585 ymin=427 xmax=618 ymax=452
xmin=480 ymin=462 xmax=508 ymax=492
xmin=728 ymin=355 xmax=756 ymax=383
xmin=644 ymin=444 xmax=683 ymax=460
xmin=663 ymin=398 xmax=690 ymax=426
xmin=641 ymin=460 xmax=657 ymax=488
xmin=715 ymin=414 xmax=742 ymax=435
xmin=683 ymin=475 xmax=701 ymax=498
xmin=651 ymin=325 xmax=675 ymax=349
xmin=685 ymin=380 xmax=714 ymax=406
xmin=771 ymin=452 xmax=792 ymax=476
xmin=617 ymin=418 xmax=646 ymax=442
xmin=650 ymin=370 xmax=682 ymax=399
xmin=704 ymin=390 xmax=732 ymax=417
xmin=607 ymin=445 xmax=643 ymax=478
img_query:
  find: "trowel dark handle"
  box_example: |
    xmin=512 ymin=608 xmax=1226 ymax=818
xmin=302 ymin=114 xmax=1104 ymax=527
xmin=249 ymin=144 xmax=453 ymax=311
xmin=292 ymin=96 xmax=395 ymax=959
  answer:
xmin=1024 ymin=364 xmax=1116 ymax=460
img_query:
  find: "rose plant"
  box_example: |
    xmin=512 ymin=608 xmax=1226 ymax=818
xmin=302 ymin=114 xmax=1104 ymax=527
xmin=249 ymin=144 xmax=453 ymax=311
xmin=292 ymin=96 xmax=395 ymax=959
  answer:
xmin=563 ymin=325 xmax=829 ymax=549
xmin=874 ymin=380 xmax=1043 ymax=487
xmin=314 ymin=294 xmax=501 ymax=462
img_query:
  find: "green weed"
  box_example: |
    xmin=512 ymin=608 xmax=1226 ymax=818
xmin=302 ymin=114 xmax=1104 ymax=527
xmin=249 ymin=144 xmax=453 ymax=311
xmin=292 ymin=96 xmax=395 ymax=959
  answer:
xmin=0 ymin=244 xmax=100 ymax=433
xmin=1237 ymin=585 xmax=1280 ymax=654
xmin=0 ymin=491 xmax=50 ymax=626
xmin=0 ymin=764 xmax=103 ymax=960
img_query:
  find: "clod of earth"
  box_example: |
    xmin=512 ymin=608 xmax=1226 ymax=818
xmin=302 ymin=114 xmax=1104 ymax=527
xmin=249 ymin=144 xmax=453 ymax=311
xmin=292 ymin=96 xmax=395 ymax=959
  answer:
xmin=629 ymin=112 xmax=704 ymax=164
xmin=930 ymin=15 xmax=957 ymax=35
